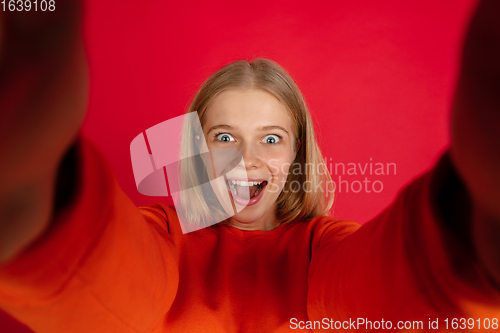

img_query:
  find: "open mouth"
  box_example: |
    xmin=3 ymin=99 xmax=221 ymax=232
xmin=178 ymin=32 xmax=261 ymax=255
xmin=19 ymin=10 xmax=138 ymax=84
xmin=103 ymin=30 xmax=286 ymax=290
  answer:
xmin=227 ymin=179 xmax=268 ymax=200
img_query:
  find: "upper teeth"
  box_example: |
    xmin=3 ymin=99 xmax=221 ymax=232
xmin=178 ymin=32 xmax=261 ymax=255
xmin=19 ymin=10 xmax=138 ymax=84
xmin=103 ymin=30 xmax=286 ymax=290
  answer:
xmin=231 ymin=180 xmax=263 ymax=186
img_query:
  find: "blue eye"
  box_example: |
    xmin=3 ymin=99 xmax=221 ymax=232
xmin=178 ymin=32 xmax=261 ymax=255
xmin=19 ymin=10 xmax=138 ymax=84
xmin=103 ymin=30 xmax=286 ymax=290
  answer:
xmin=262 ymin=134 xmax=280 ymax=144
xmin=216 ymin=133 xmax=235 ymax=142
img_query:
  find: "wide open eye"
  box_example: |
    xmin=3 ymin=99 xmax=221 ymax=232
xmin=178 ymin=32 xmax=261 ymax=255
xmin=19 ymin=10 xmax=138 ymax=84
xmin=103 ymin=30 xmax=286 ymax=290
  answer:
xmin=262 ymin=134 xmax=280 ymax=144
xmin=216 ymin=133 xmax=235 ymax=143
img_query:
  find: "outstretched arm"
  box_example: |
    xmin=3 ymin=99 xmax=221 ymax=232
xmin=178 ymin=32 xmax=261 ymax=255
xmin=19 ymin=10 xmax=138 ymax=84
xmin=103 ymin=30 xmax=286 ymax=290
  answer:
xmin=0 ymin=2 xmax=87 ymax=262
xmin=450 ymin=0 xmax=500 ymax=286
xmin=307 ymin=1 xmax=500 ymax=325
xmin=0 ymin=7 xmax=180 ymax=331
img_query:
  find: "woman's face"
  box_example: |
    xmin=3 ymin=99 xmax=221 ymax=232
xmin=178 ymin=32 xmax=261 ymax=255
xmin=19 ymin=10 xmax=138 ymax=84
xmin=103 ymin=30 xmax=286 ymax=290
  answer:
xmin=203 ymin=89 xmax=296 ymax=231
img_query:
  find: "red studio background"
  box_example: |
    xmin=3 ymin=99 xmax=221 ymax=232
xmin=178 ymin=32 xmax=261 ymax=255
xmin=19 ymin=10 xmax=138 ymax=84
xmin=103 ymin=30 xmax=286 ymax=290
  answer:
xmin=1 ymin=0 xmax=479 ymax=331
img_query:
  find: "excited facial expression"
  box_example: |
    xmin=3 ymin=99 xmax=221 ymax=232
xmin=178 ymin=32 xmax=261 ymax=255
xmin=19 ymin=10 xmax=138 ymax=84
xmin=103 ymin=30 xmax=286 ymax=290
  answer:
xmin=203 ymin=89 xmax=297 ymax=231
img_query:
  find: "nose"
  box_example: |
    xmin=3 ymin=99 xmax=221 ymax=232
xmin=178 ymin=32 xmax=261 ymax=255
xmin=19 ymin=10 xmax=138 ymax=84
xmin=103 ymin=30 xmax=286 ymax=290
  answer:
xmin=238 ymin=142 xmax=262 ymax=170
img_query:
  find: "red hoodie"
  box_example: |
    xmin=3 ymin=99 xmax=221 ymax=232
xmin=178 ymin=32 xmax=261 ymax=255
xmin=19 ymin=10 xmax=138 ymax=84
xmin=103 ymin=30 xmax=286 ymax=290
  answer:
xmin=0 ymin=138 xmax=498 ymax=332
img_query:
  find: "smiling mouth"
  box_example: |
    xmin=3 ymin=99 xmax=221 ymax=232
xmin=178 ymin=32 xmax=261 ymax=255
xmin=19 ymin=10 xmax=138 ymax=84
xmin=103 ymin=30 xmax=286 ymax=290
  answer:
xmin=226 ymin=179 xmax=268 ymax=200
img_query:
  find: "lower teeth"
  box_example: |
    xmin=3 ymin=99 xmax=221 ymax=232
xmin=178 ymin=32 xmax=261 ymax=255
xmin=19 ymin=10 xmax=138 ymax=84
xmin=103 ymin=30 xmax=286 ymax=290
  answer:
xmin=254 ymin=186 xmax=262 ymax=196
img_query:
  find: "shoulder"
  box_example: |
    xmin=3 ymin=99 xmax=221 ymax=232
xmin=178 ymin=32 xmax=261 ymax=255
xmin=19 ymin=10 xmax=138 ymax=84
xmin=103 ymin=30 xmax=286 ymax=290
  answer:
xmin=138 ymin=202 xmax=174 ymax=220
xmin=137 ymin=203 xmax=184 ymax=235
xmin=298 ymin=216 xmax=361 ymax=251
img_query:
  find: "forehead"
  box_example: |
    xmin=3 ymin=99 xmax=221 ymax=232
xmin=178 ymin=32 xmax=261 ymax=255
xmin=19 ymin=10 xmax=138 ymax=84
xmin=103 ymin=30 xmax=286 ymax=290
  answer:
xmin=203 ymin=89 xmax=294 ymax=132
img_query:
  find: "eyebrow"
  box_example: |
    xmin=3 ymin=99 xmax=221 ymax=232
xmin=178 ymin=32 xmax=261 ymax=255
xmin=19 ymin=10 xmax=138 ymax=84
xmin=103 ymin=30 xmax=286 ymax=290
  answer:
xmin=206 ymin=124 xmax=233 ymax=134
xmin=206 ymin=124 xmax=289 ymax=136
xmin=259 ymin=126 xmax=289 ymax=135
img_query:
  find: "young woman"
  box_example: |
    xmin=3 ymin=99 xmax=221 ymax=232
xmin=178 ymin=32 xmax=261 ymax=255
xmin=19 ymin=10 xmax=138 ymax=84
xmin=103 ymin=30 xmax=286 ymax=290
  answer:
xmin=171 ymin=59 xmax=334 ymax=234
xmin=0 ymin=1 xmax=499 ymax=332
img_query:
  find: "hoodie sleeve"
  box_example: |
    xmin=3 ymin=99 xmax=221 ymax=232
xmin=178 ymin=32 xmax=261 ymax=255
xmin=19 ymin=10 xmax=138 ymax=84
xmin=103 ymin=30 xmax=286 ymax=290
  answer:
xmin=0 ymin=136 xmax=179 ymax=333
xmin=307 ymin=150 xmax=500 ymax=332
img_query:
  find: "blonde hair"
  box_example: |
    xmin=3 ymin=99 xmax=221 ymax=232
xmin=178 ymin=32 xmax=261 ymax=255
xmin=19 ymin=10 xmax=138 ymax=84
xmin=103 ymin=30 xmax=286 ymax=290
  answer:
xmin=178 ymin=58 xmax=334 ymax=230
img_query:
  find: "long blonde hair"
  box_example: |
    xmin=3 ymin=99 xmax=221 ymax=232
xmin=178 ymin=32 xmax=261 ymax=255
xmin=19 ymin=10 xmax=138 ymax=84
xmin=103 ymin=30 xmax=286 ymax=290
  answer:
xmin=178 ymin=58 xmax=334 ymax=230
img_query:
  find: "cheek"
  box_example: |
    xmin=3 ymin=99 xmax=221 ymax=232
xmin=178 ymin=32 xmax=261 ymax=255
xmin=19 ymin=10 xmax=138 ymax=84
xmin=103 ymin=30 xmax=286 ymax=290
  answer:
xmin=265 ymin=151 xmax=295 ymax=178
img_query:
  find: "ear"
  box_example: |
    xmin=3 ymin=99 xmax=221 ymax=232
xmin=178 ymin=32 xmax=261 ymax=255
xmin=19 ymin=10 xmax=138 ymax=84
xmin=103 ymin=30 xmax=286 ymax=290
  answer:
xmin=192 ymin=134 xmax=201 ymax=153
